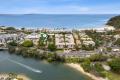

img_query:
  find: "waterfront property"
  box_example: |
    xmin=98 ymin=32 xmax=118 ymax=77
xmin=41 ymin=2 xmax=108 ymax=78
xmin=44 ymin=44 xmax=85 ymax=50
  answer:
xmin=0 ymin=25 xmax=120 ymax=80
xmin=79 ymin=32 xmax=95 ymax=46
xmin=65 ymin=34 xmax=75 ymax=49
xmin=24 ymin=33 xmax=40 ymax=45
xmin=0 ymin=34 xmax=18 ymax=47
xmin=55 ymin=34 xmax=65 ymax=49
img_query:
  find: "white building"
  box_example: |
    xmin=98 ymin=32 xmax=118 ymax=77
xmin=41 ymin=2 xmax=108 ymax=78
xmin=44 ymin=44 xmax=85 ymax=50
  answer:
xmin=24 ymin=33 xmax=40 ymax=45
xmin=55 ymin=34 xmax=65 ymax=49
xmin=0 ymin=34 xmax=18 ymax=47
xmin=82 ymin=41 xmax=95 ymax=46
xmin=79 ymin=32 xmax=95 ymax=46
xmin=50 ymin=29 xmax=72 ymax=33
xmin=65 ymin=34 xmax=75 ymax=49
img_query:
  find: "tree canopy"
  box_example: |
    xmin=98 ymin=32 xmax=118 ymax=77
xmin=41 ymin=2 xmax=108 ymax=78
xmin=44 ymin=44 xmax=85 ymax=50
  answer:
xmin=48 ymin=44 xmax=56 ymax=51
xmin=108 ymin=58 xmax=120 ymax=73
xmin=6 ymin=27 xmax=16 ymax=30
xmin=114 ymin=38 xmax=120 ymax=46
xmin=22 ymin=40 xmax=33 ymax=47
xmin=106 ymin=15 xmax=120 ymax=29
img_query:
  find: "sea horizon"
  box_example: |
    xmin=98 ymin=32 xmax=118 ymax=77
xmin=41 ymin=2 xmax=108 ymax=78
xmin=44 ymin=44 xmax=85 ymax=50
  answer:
xmin=0 ymin=14 xmax=118 ymax=29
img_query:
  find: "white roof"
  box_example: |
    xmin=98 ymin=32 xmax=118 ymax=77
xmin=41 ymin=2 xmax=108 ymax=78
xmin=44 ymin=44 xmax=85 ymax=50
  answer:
xmin=25 ymin=33 xmax=40 ymax=39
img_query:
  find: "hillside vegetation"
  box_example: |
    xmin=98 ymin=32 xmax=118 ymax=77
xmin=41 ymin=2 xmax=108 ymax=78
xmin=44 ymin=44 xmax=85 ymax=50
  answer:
xmin=107 ymin=15 xmax=120 ymax=29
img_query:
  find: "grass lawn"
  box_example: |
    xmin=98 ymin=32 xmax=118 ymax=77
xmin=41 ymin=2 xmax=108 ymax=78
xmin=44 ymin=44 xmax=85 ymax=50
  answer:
xmin=105 ymin=71 xmax=120 ymax=80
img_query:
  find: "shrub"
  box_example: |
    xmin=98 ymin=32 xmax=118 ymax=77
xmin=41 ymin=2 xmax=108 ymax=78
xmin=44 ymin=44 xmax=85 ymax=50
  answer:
xmin=81 ymin=59 xmax=91 ymax=72
xmin=89 ymin=54 xmax=108 ymax=62
xmin=8 ymin=41 xmax=17 ymax=46
xmin=22 ymin=40 xmax=33 ymax=47
xmin=108 ymin=58 xmax=120 ymax=73
xmin=8 ymin=46 xmax=16 ymax=53
xmin=48 ymin=44 xmax=56 ymax=51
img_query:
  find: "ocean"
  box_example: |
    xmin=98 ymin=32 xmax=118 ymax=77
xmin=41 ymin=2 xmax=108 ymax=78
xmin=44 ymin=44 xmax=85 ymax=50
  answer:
xmin=0 ymin=14 xmax=117 ymax=29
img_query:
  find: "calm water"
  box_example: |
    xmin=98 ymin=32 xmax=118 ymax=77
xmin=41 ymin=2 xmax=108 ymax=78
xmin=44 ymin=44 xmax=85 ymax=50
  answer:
xmin=0 ymin=14 xmax=117 ymax=29
xmin=0 ymin=51 xmax=91 ymax=80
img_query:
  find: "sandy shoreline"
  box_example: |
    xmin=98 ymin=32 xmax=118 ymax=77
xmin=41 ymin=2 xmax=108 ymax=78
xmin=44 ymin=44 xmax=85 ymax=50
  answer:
xmin=0 ymin=73 xmax=31 ymax=80
xmin=66 ymin=63 xmax=106 ymax=80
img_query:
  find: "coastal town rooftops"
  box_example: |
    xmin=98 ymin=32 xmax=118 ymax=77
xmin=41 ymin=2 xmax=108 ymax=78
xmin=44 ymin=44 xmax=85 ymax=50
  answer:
xmin=50 ymin=29 xmax=72 ymax=33
xmin=55 ymin=34 xmax=63 ymax=38
xmin=0 ymin=34 xmax=18 ymax=38
xmin=25 ymin=33 xmax=40 ymax=39
xmin=83 ymin=41 xmax=95 ymax=46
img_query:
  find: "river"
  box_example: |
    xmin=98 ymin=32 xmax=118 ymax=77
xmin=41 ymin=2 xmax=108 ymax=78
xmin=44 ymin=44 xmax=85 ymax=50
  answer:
xmin=0 ymin=51 xmax=91 ymax=80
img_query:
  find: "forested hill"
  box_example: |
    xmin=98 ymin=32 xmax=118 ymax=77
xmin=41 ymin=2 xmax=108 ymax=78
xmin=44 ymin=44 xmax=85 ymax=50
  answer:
xmin=106 ymin=15 xmax=120 ymax=29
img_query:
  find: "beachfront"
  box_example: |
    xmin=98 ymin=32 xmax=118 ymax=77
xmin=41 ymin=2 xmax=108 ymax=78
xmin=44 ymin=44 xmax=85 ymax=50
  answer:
xmin=66 ymin=63 xmax=106 ymax=80
xmin=0 ymin=25 xmax=120 ymax=80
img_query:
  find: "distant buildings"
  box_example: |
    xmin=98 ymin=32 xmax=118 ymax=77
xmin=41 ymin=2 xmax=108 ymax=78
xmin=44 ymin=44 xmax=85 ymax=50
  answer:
xmin=49 ymin=29 xmax=72 ymax=33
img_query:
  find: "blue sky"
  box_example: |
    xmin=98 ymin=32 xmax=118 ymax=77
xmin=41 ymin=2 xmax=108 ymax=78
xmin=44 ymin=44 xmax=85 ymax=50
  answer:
xmin=0 ymin=0 xmax=120 ymax=14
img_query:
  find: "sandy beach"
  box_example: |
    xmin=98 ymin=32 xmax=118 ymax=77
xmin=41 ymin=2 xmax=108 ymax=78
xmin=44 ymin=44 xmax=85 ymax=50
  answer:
xmin=66 ymin=63 xmax=106 ymax=80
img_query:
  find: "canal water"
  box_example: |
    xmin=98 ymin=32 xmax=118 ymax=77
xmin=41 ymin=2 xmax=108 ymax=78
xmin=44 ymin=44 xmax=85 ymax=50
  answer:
xmin=0 ymin=51 xmax=91 ymax=80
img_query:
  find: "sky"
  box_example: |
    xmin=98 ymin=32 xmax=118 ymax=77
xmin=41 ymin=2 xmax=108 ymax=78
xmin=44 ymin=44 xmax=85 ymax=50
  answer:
xmin=0 ymin=0 xmax=120 ymax=14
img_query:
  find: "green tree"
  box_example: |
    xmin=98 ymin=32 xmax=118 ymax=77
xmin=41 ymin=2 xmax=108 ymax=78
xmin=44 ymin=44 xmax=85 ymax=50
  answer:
xmin=114 ymin=38 xmax=120 ymax=46
xmin=81 ymin=44 xmax=95 ymax=51
xmin=106 ymin=15 xmax=120 ymax=29
xmin=81 ymin=59 xmax=91 ymax=72
xmin=94 ymin=63 xmax=106 ymax=77
xmin=22 ymin=40 xmax=33 ymax=47
xmin=48 ymin=44 xmax=56 ymax=51
xmin=89 ymin=54 xmax=108 ymax=62
xmin=94 ymin=63 xmax=104 ymax=72
xmin=21 ymin=27 xmax=25 ymax=31
xmin=85 ymin=30 xmax=104 ymax=48
xmin=6 ymin=27 xmax=16 ymax=30
xmin=108 ymin=58 xmax=120 ymax=73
